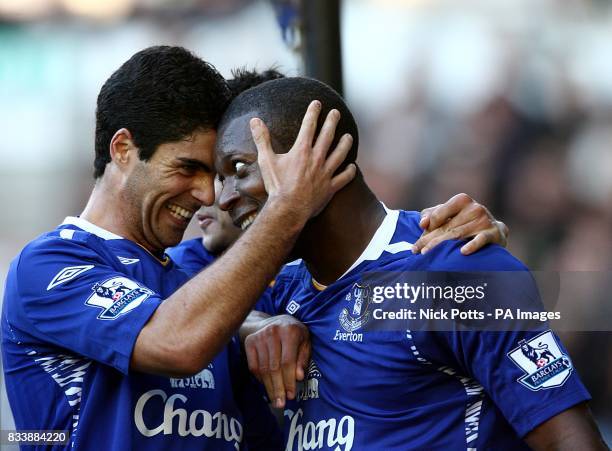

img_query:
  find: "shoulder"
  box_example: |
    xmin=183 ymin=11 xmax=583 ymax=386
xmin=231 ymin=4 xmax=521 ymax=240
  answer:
xmin=167 ymin=238 xmax=215 ymax=272
xmin=275 ymin=259 xmax=306 ymax=283
xmin=396 ymin=210 xmax=424 ymax=239
xmin=18 ymin=227 xmax=108 ymax=267
xmin=389 ymin=209 xmax=527 ymax=272
xmin=270 ymin=260 xmax=308 ymax=301
xmin=166 ymin=237 xmax=206 ymax=258
xmin=421 ymin=240 xmax=528 ymax=272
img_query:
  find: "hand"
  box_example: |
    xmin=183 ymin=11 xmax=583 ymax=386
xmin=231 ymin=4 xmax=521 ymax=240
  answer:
xmin=412 ymin=193 xmax=509 ymax=255
xmin=243 ymin=314 xmax=311 ymax=409
xmin=250 ymin=100 xmax=357 ymax=224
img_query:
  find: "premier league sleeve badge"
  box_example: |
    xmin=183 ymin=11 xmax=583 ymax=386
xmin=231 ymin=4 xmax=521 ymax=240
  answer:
xmin=507 ymin=330 xmax=574 ymax=391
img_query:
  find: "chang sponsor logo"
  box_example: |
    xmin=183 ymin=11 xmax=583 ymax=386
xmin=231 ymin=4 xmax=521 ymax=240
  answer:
xmin=284 ymin=409 xmax=354 ymax=451
xmin=134 ymin=389 xmax=242 ymax=449
xmin=170 ymin=365 xmax=215 ymax=390
xmin=296 ymin=360 xmax=321 ymax=401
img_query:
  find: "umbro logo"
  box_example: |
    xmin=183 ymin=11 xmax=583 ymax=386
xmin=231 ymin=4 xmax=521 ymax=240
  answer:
xmin=47 ymin=265 xmax=94 ymax=290
xmin=118 ymin=256 xmax=139 ymax=265
xmin=286 ymin=300 xmax=300 ymax=315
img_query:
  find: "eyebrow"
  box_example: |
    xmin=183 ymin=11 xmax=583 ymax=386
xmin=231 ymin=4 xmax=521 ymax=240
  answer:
xmin=176 ymin=157 xmax=212 ymax=173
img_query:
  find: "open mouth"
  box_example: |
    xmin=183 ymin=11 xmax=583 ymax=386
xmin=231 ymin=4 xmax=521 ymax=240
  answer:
xmin=166 ymin=203 xmax=194 ymax=222
xmin=238 ymin=212 xmax=258 ymax=231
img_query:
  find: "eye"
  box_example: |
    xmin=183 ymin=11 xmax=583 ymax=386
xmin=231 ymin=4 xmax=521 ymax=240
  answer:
xmin=233 ymin=161 xmax=247 ymax=174
xmin=179 ymin=164 xmax=197 ymax=175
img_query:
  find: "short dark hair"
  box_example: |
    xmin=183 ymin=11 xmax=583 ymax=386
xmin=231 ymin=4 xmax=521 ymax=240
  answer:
xmin=227 ymin=67 xmax=286 ymax=99
xmin=219 ymin=77 xmax=358 ymax=164
xmin=94 ymin=45 xmax=230 ymax=178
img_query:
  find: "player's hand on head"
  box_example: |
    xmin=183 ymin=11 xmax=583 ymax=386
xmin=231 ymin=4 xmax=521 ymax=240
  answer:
xmin=243 ymin=314 xmax=311 ymax=409
xmin=250 ymin=100 xmax=357 ymax=223
xmin=413 ymin=193 xmax=509 ymax=255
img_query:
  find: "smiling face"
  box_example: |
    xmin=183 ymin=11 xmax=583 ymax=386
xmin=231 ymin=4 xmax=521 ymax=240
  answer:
xmin=215 ymin=113 xmax=270 ymax=232
xmin=123 ymin=129 xmax=217 ymax=253
xmin=196 ymin=178 xmax=242 ymax=254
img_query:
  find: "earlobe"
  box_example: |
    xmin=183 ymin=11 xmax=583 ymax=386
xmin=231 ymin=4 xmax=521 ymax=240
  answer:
xmin=109 ymin=128 xmax=136 ymax=166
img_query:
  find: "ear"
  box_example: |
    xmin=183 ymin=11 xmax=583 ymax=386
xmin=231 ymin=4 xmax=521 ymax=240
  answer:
xmin=109 ymin=128 xmax=137 ymax=168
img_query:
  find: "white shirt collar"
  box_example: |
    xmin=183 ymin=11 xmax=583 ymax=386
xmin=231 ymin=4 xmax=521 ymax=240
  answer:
xmin=62 ymin=216 xmax=123 ymax=240
xmin=338 ymin=204 xmax=413 ymax=280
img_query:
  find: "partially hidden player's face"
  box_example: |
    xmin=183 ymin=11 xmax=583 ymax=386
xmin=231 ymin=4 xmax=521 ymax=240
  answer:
xmin=124 ymin=129 xmax=217 ymax=253
xmin=215 ymin=112 xmax=269 ymax=232
xmin=196 ymin=177 xmax=242 ymax=254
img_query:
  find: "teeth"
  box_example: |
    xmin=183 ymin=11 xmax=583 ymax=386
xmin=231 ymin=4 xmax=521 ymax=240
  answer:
xmin=167 ymin=204 xmax=194 ymax=221
xmin=240 ymin=213 xmax=257 ymax=230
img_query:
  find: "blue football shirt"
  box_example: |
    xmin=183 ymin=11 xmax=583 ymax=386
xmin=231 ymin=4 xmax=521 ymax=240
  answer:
xmin=2 ymin=217 xmax=278 ymax=450
xmin=166 ymin=237 xmax=216 ymax=276
xmin=268 ymin=209 xmax=591 ymax=451
xmin=167 ymin=237 xmax=282 ymax=449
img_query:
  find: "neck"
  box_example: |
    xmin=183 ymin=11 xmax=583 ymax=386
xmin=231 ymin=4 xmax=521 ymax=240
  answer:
xmin=296 ymin=175 xmax=386 ymax=286
xmin=81 ymin=178 xmax=133 ymax=243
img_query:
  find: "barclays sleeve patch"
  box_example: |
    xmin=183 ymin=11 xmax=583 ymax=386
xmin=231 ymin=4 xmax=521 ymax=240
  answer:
xmin=85 ymin=276 xmax=154 ymax=320
xmin=507 ymin=330 xmax=573 ymax=391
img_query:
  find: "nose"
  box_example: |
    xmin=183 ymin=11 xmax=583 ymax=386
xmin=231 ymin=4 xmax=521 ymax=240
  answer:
xmin=218 ymin=180 xmax=240 ymax=212
xmin=191 ymin=176 xmax=215 ymax=207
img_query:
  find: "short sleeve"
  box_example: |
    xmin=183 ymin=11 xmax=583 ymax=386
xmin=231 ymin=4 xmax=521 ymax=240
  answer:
xmin=6 ymin=235 xmax=162 ymax=374
xmin=448 ymin=329 xmax=590 ymax=437
xmin=424 ymin=241 xmax=591 ymax=436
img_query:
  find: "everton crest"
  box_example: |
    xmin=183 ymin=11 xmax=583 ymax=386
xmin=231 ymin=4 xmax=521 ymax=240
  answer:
xmin=507 ymin=330 xmax=573 ymax=391
xmin=339 ymin=283 xmax=372 ymax=332
xmin=85 ymin=276 xmax=153 ymax=320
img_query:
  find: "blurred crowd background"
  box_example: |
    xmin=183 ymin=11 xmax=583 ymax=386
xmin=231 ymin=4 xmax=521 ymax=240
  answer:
xmin=0 ymin=0 xmax=610 ymax=443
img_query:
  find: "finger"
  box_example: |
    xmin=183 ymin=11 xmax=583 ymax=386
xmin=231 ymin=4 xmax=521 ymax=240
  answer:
xmin=261 ymin=373 xmax=276 ymax=405
xmin=312 ymin=109 xmax=341 ymax=162
xmin=420 ymin=222 xmax=474 ymax=255
xmin=252 ymin=119 xmax=277 ymax=188
xmin=427 ymin=193 xmax=472 ymax=230
xmin=440 ymin=207 xmax=482 ymax=234
xmin=295 ymin=339 xmax=311 ymax=381
xmin=256 ymin=339 xmax=270 ymax=378
xmin=419 ymin=205 xmax=441 ymax=229
xmin=256 ymin=344 xmax=277 ymax=402
xmin=251 ymin=118 xmax=274 ymax=158
xmin=496 ymin=221 xmax=509 ymax=247
xmin=330 ymin=163 xmax=357 ymax=194
xmin=412 ymin=231 xmax=428 ymax=254
xmin=323 ymin=133 xmax=353 ymax=175
xmin=280 ymin=342 xmax=298 ymax=401
xmin=266 ymin=334 xmax=286 ymax=408
xmin=461 ymin=230 xmax=492 ymax=255
xmin=293 ymin=100 xmax=322 ymax=150
xmin=244 ymin=338 xmax=260 ymax=380
xmin=417 ymin=228 xmax=449 ymax=255
xmin=421 ymin=217 xmax=492 ymax=254
xmin=269 ymin=369 xmax=286 ymax=408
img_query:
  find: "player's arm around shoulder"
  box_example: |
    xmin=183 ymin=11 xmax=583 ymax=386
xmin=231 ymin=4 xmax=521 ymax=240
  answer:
xmin=413 ymin=193 xmax=509 ymax=255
